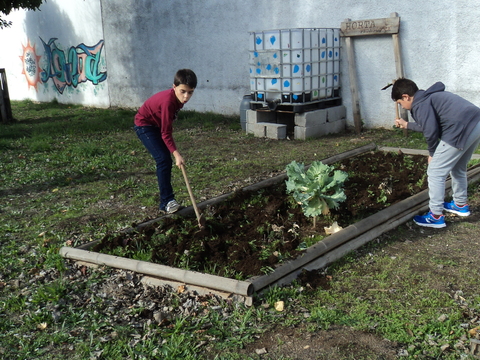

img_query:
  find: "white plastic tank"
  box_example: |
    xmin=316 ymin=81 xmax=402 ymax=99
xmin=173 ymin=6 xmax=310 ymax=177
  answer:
xmin=249 ymin=28 xmax=341 ymax=109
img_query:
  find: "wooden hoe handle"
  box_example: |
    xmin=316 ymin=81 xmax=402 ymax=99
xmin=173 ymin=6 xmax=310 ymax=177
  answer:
xmin=180 ymin=164 xmax=202 ymax=225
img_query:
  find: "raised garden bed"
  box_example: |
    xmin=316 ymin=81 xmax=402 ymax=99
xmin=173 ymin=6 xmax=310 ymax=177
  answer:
xmin=89 ymin=147 xmax=429 ymax=278
xmin=60 ymin=144 xmax=480 ymax=303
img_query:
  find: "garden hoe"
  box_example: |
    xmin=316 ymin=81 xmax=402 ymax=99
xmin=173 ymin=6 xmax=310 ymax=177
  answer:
xmin=383 ymin=79 xmax=408 ymax=136
xmin=180 ymin=163 xmax=206 ymax=233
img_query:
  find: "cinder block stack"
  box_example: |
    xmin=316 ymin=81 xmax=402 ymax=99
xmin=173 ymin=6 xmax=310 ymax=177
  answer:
xmin=245 ymin=105 xmax=346 ymax=140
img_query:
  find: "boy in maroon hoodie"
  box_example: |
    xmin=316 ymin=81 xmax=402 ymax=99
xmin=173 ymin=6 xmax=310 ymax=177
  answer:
xmin=134 ymin=69 xmax=197 ymax=213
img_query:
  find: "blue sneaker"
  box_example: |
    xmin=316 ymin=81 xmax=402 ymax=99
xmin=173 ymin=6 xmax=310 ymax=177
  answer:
xmin=413 ymin=212 xmax=446 ymax=228
xmin=443 ymin=201 xmax=470 ymax=217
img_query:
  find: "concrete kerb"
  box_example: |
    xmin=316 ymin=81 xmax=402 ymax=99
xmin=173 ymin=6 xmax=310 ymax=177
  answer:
xmin=58 ymin=246 xmax=254 ymax=296
xmin=59 ymin=143 xmax=480 ymax=303
xmin=378 ymin=146 xmax=480 ymax=160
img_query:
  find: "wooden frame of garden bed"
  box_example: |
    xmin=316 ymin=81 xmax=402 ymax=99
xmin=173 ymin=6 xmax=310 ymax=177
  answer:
xmin=59 ymin=143 xmax=480 ymax=305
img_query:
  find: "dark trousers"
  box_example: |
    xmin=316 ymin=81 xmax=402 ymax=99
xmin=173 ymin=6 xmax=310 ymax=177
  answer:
xmin=134 ymin=126 xmax=174 ymax=210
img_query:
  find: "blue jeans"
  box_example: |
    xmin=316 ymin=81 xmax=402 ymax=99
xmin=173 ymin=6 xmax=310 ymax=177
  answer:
xmin=428 ymin=121 xmax=480 ymax=214
xmin=134 ymin=126 xmax=174 ymax=210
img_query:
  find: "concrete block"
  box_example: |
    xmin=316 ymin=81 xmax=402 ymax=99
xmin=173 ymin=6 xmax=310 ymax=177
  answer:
xmin=265 ymin=123 xmax=287 ymax=139
xmin=246 ymin=122 xmax=266 ymax=136
xmin=326 ymin=105 xmax=346 ymax=122
xmin=295 ymin=109 xmax=327 ymax=127
xmin=294 ymin=118 xmax=346 ymax=140
xmin=294 ymin=105 xmax=346 ymax=128
xmin=247 ymin=122 xmax=287 ymax=139
xmin=246 ymin=109 xmax=276 ymax=124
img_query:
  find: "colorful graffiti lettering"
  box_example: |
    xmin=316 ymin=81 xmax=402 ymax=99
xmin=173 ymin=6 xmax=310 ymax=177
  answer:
xmin=39 ymin=38 xmax=107 ymax=94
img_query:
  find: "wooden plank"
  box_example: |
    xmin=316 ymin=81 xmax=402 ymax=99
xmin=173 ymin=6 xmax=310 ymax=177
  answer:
xmin=390 ymin=14 xmax=409 ymax=135
xmin=0 ymin=69 xmax=12 ymax=122
xmin=345 ymin=36 xmax=362 ymax=133
xmin=341 ymin=16 xmax=400 ymax=37
xmin=0 ymin=84 xmax=7 ymax=123
xmin=392 ymin=33 xmax=404 ymax=78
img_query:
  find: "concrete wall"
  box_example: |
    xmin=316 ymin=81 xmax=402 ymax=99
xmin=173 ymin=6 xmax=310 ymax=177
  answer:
xmin=1 ymin=0 xmax=480 ymax=129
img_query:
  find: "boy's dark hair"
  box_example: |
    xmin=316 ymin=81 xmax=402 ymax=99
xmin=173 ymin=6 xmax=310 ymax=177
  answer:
xmin=174 ymin=69 xmax=197 ymax=88
xmin=391 ymin=78 xmax=419 ymax=101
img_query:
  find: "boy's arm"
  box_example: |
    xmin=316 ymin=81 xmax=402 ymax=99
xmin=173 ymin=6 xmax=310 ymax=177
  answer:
xmin=395 ymin=117 xmax=422 ymax=132
xmin=158 ymin=102 xmax=185 ymax=167
xmin=157 ymin=102 xmax=179 ymax=154
xmin=413 ymin=106 xmax=441 ymax=156
xmin=406 ymin=121 xmax=422 ymax=132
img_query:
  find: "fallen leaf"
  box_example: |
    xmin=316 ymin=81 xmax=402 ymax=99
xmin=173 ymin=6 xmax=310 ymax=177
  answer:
xmin=274 ymin=301 xmax=284 ymax=311
xmin=255 ymin=348 xmax=267 ymax=355
xmin=271 ymin=224 xmax=284 ymax=232
xmin=469 ymin=326 xmax=480 ymax=336
xmin=324 ymin=221 xmax=343 ymax=235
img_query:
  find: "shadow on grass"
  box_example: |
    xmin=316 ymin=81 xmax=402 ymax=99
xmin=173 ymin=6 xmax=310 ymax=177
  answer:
xmin=0 ymin=170 xmax=155 ymax=198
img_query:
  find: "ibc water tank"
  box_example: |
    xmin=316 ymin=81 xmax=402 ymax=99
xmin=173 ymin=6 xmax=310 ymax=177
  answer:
xmin=248 ymin=28 xmax=341 ymax=110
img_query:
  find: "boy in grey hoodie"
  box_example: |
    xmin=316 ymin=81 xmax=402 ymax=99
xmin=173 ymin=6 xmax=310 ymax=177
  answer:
xmin=392 ymin=78 xmax=480 ymax=228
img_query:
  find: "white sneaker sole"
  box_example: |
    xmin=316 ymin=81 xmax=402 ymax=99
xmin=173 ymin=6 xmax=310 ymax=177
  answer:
xmin=413 ymin=220 xmax=446 ymax=228
xmin=444 ymin=209 xmax=471 ymax=217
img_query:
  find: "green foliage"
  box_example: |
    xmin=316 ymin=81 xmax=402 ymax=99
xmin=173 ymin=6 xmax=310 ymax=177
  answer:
xmin=1 ymin=0 xmax=44 ymax=28
xmin=285 ymin=160 xmax=348 ymax=217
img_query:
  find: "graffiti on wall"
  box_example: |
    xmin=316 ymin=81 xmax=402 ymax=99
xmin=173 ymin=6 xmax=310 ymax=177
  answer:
xmin=20 ymin=38 xmax=107 ymax=94
xmin=20 ymin=41 xmax=43 ymax=91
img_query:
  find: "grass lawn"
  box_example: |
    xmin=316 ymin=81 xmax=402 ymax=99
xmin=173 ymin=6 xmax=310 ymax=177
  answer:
xmin=1 ymin=100 xmax=479 ymax=359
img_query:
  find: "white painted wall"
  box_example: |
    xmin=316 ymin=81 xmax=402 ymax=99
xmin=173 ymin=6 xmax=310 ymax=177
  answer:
xmin=2 ymin=0 xmax=480 ymax=129
xmin=0 ymin=0 xmax=108 ymax=107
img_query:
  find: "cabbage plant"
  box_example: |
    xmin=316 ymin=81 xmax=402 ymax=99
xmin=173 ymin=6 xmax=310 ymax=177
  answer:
xmin=285 ymin=160 xmax=348 ymax=221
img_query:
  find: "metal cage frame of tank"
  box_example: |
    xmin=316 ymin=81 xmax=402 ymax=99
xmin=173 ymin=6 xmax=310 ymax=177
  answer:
xmin=248 ymin=28 xmax=341 ymax=110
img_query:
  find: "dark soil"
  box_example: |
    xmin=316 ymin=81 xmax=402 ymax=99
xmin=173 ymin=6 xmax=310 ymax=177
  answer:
xmin=93 ymin=151 xmax=428 ymax=279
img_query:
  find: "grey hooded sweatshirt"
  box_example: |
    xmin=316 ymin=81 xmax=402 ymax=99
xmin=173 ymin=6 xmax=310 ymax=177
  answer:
xmin=407 ymin=82 xmax=480 ymax=156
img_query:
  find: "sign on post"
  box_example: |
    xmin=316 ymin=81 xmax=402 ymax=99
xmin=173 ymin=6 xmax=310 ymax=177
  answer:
xmin=341 ymin=17 xmax=400 ymax=37
xmin=341 ymin=13 xmax=405 ymax=134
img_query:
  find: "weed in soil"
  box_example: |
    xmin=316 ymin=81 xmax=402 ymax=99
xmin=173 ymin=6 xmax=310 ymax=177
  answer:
xmin=92 ymin=151 xmax=428 ymax=279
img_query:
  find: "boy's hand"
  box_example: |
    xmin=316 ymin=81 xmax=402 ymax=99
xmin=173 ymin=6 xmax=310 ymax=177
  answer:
xmin=173 ymin=150 xmax=185 ymax=168
xmin=394 ymin=118 xmax=408 ymax=129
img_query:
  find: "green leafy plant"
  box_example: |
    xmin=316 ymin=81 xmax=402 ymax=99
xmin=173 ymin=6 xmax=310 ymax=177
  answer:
xmin=285 ymin=160 xmax=348 ymax=221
